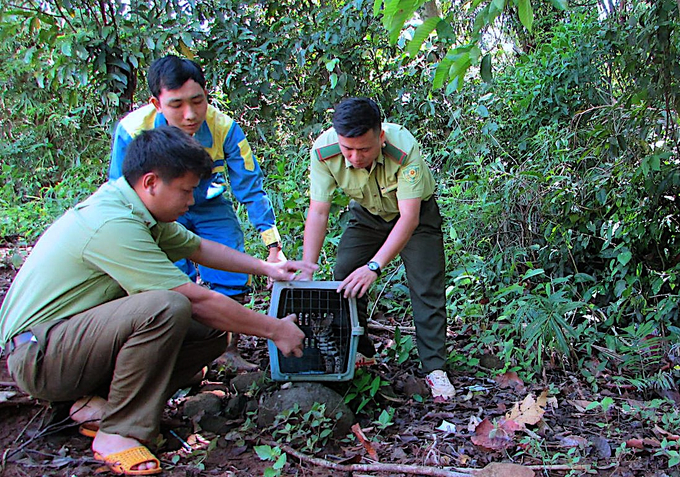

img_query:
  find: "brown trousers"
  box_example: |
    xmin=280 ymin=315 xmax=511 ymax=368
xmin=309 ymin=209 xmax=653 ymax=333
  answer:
xmin=7 ymin=290 xmax=227 ymax=442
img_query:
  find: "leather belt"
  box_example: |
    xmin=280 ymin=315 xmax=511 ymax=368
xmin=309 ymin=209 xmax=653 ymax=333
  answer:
xmin=7 ymin=331 xmax=37 ymax=353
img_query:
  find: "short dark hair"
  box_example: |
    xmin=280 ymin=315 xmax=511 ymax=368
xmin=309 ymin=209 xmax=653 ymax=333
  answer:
xmin=332 ymin=97 xmax=382 ymax=137
xmin=123 ymin=126 xmax=213 ymax=185
xmin=147 ymin=55 xmax=206 ymax=98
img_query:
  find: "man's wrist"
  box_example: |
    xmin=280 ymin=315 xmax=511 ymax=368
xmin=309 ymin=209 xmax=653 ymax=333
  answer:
xmin=366 ymin=260 xmax=382 ymax=276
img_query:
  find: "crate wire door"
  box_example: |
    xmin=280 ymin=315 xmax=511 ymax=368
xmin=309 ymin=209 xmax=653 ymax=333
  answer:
xmin=267 ymin=281 xmax=363 ymax=382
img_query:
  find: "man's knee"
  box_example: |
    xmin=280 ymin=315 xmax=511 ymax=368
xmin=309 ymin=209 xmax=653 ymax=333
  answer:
xmin=137 ymin=290 xmax=193 ymax=328
xmin=157 ymin=290 xmax=192 ymax=317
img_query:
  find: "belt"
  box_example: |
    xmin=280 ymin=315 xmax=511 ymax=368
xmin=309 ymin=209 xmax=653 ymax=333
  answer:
xmin=7 ymin=331 xmax=38 ymax=354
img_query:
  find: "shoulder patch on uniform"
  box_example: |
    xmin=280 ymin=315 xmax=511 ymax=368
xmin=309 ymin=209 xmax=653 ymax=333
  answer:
xmin=315 ymin=143 xmax=342 ymax=161
xmin=383 ymin=141 xmax=407 ymax=164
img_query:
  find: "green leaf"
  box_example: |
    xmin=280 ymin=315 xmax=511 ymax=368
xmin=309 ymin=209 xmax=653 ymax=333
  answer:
xmin=614 ymin=279 xmax=628 ymax=298
xmin=382 ymin=0 xmax=402 ymax=27
xmin=254 ymin=445 xmax=275 ymax=460
xmin=106 ymin=92 xmax=120 ymax=107
xmin=406 ymin=17 xmax=441 ymax=57
xmin=492 ymin=0 xmax=505 ymax=11
xmin=330 ymin=73 xmax=338 ymax=88
xmin=522 ymin=268 xmax=545 ymax=280
xmin=617 ymin=250 xmax=633 ymax=266
xmin=325 ymin=58 xmax=339 ymax=72
xmin=433 ymin=56 xmax=454 ymax=89
xmin=472 ymin=6 xmax=488 ymax=35
xmin=469 ymin=45 xmax=481 ymax=63
xmin=378 ymin=409 xmax=392 ymax=426
xmin=373 ymin=0 xmax=384 ymax=16
xmin=264 ymin=468 xmax=279 ymax=477
xmin=273 ymin=454 xmax=287 ymax=470
xmin=549 ymin=0 xmax=568 ymax=10
xmin=385 ymin=0 xmax=419 ymax=44
xmin=517 ymin=0 xmax=534 ymax=32
xmin=180 ymin=32 xmax=194 ymax=47
xmin=480 ymin=54 xmax=493 ymax=82
xmin=61 ymin=42 xmax=72 ymax=57
xmin=370 ymin=376 xmax=381 ymax=395
xmin=449 ymin=52 xmax=471 ymax=80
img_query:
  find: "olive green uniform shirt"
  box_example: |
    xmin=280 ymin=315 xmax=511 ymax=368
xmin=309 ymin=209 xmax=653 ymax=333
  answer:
xmin=0 ymin=177 xmax=199 ymax=347
xmin=310 ymin=123 xmax=435 ymax=221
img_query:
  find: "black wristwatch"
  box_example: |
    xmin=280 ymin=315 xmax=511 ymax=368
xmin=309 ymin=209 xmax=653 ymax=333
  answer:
xmin=267 ymin=241 xmax=282 ymax=250
xmin=367 ymin=261 xmax=382 ymax=276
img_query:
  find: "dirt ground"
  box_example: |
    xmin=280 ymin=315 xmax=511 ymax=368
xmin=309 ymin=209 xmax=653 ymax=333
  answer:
xmin=1 ymin=257 xmax=680 ymax=477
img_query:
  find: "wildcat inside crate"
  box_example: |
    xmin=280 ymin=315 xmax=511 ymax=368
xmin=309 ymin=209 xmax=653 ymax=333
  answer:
xmin=267 ymin=281 xmax=363 ymax=382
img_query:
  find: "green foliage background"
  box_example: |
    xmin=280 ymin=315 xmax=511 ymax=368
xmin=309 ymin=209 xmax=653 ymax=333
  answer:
xmin=1 ymin=0 xmax=679 ymax=389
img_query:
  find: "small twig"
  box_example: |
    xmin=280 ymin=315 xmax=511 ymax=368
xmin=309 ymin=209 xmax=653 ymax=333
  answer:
xmin=12 ymin=405 xmax=46 ymax=445
xmin=3 ymin=405 xmax=80 ymax=463
xmin=261 ymin=440 xmax=472 ymax=476
xmin=527 ymin=464 xmax=593 ymax=471
xmin=369 ymin=263 xmax=404 ymax=320
xmin=366 ymin=318 xmax=415 ymax=333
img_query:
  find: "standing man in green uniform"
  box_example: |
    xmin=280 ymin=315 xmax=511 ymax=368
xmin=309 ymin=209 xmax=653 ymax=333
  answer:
xmin=0 ymin=127 xmax=315 ymax=474
xmin=298 ymin=97 xmax=455 ymax=400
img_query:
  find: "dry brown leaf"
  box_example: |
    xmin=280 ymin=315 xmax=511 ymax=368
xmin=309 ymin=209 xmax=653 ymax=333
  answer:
xmin=626 ymin=438 xmax=645 ymax=449
xmin=351 ymin=423 xmax=378 ymax=461
xmin=653 ymin=425 xmax=680 ymax=441
xmin=473 ymin=462 xmax=535 ymax=477
xmin=643 ymin=437 xmax=661 ymax=448
xmin=495 ymin=371 xmax=526 ymax=392
xmin=471 ymin=418 xmax=516 ymax=452
xmin=468 ymin=415 xmax=482 ymax=433
xmin=568 ymin=399 xmax=592 ymax=413
xmin=506 ymin=390 xmax=548 ymax=426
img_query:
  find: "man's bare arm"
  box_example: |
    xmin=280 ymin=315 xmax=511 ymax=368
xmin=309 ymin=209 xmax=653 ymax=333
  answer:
xmin=171 ymin=282 xmax=304 ymax=357
xmin=298 ymin=200 xmax=331 ymax=280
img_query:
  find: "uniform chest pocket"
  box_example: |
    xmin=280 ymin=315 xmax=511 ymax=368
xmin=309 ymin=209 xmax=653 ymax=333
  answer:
xmin=342 ymin=186 xmax=365 ymax=201
xmin=380 ymin=181 xmax=398 ymax=196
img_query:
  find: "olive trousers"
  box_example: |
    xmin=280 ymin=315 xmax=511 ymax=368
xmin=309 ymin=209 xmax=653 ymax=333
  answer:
xmin=7 ymin=290 xmax=227 ymax=442
xmin=333 ymin=198 xmax=448 ymax=373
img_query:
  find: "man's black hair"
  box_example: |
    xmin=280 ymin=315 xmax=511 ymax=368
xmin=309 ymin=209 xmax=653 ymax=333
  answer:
xmin=147 ymin=55 xmax=206 ymax=98
xmin=123 ymin=126 xmax=213 ymax=185
xmin=332 ymin=97 xmax=382 ymax=138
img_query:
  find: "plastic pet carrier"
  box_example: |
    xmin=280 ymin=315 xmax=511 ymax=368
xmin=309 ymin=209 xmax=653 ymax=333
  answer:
xmin=267 ymin=281 xmax=363 ymax=381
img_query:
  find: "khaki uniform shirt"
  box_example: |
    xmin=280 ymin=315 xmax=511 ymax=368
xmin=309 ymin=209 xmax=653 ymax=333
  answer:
xmin=0 ymin=177 xmax=199 ymax=347
xmin=310 ymin=123 xmax=435 ymax=222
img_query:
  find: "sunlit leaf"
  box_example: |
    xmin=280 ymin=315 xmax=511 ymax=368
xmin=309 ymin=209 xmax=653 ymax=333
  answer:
xmin=407 ymin=16 xmax=441 ymax=57
xmin=550 ymin=0 xmax=568 ymax=10
xmin=433 ymin=55 xmax=454 ymax=89
xmin=518 ymin=0 xmax=534 ymax=32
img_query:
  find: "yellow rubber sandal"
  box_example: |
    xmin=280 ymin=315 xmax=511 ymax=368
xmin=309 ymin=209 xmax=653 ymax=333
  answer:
xmin=78 ymin=422 xmax=99 ymax=438
xmin=93 ymin=446 xmax=162 ymax=475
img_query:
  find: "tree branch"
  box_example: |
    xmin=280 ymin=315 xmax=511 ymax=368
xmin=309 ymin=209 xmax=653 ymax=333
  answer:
xmin=262 ymin=440 xmax=473 ymax=476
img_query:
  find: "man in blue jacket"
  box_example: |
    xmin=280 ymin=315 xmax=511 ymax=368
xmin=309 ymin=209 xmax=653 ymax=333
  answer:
xmin=109 ymin=55 xmax=283 ymax=370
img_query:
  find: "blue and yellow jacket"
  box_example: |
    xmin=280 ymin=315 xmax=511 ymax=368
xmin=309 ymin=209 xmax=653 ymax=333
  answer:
xmin=109 ymin=104 xmax=280 ymax=246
